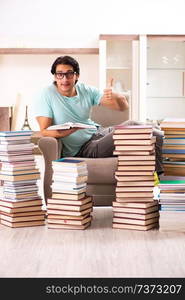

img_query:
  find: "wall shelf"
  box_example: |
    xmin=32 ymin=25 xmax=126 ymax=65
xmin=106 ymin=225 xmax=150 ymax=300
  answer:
xmin=0 ymin=48 xmax=99 ymax=55
xmin=106 ymin=67 xmax=130 ymax=70
xmin=100 ymin=34 xmax=139 ymax=41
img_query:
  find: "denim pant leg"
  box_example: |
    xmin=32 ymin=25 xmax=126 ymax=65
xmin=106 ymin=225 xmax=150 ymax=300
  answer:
xmin=76 ymin=127 xmax=115 ymax=158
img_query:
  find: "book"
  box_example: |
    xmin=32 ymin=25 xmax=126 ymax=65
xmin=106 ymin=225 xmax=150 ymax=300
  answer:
xmin=115 ymin=197 xmax=154 ymax=203
xmin=47 ymin=216 xmax=92 ymax=226
xmin=113 ymin=138 xmax=156 ymax=145
xmin=0 ymin=214 xmax=45 ymax=223
xmin=113 ymin=133 xmax=152 ymax=140
xmin=118 ymin=160 xmax=155 ymax=165
xmin=0 ymin=199 xmax=43 ymax=208
xmin=113 ymin=206 xmax=159 ymax=214
xmin=51 ymin=175 xmax=88 ymax=184
xmin=2 ymin=192 xmax=39 ymax=199
xmin=0 ymin=135 xmax=32 ymax=141
xmin=0 ymin=173 xmax=40 ymax=181
xmin=0 ymin=130 xmax=33 ymax=137
xmin=52 ymin=169 xmax=88 ymax=176
xmin=115 ymin=175 xmax=154 ymax=182
xmin=116 ymin=181 xmax=154 ymax=187
xmin=113 ymin=211 xmax=159 ymax=220
xmin=47 ymin=222 xmax=91 ymax=230
xmin=47 ymin=214 xmax=90 ymax=220
xmin=47 ymin=207 xmax=92 ymax=216
xmin=164 ymin=138 xmax=185 ymax=145
xmin=118 ymin=155 xmax=155 ymax=161
xmin=115 ymin=186 xmax=154 ymax=192
xmin=52 ymin=192 xmax=86 ymax=200
xmin=0 ymin=140 xmax=31 ymax=145
xmin=163 ymin=149 xmax=185 ymax=154
xmin=165 ymin=135 xmax=185 ymax=138
xmin=0 ymin=143 xmax=34 ymax=151
xmin=0 ymin=210 xmax=46 ymax=218
xmin=116 ymin=165 xmax=155 ymax=171
xmin=51 ymin=187 xmax=86 ymax=194
xmin=3 ymin=185 xmax=38 ymax=192
xmin=51 ymin=182 xmax=86 ymax=190
xmin=47 ymin=196 xmax=92 ymax=206
xmin=0 ymin=205 xmax=43 ymax=214
xmin=113 ymin=151 xmax=155 ymax=156
xmin=112 ymin=201 xmax=158 ymax=208
xmin=0 ymin=219 xmax=45 ymax=228
xmin=114 ymin=125 xmax=153 ymax=134
xmin=3 ymin=179 xmax=38 ymax=186
xmin=115 ymin=171 xmax=154 ymax=176
xmin=162 ymin=130 xmax=185 ymax=135
xmin=112 ymin=222 xmax=158 ymax=230
xmin=0 ymin=169 xmax=39 ymax=175
xmin=159 ymin=179 xmax=185 ymax=186
xmin=47 ymin=122 xmax=96 ymax=130
xmin=47 ymin=201 xmax=92 ymax=212
xmin=114 ymin=145 xmax=155 ymax=151
xmin=1 ymin=161 xmax=36 ymax=168
xmin=162 ymin=153 xmax=185 ymax=159
xmin=113 ymin=216 xmax=159 ymax=226
xmin=163 ymin=145 xmax=185 ymax=150
xmin=115 ymin=192 xmax=154 ymax=198
xmin=160 ymin=204 xmax=185 ymax=211
xmin=0 ymin=155 xmax=35 ymax=162
xmin=52 ymin=158 xmax=86 ymax=166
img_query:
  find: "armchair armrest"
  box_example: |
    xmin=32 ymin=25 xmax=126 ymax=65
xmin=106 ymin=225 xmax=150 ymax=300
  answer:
xmin=38 ymin=137 xmax=63 ymax=203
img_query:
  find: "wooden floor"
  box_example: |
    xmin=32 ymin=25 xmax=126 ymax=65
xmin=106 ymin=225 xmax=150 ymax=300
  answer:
xmin=0 ymin=206 xmax=185 ymax=278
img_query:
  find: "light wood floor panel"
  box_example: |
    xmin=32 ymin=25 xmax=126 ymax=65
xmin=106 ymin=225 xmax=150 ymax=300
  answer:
xmin=0 ymin=207 xmax=185 ymax=278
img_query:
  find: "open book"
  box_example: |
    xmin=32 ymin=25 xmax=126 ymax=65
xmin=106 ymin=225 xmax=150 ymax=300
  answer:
xmin=46 ymin=122 xmax=96 ymax=130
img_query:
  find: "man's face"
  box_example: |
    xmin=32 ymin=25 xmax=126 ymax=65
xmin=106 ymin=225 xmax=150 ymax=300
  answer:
xmin=54 ymin=64 xmax=79 ymax=96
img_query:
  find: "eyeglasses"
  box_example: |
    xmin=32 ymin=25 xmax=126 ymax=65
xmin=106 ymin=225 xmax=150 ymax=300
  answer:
xmin=55 ymin=71 xmax=76 ymax=79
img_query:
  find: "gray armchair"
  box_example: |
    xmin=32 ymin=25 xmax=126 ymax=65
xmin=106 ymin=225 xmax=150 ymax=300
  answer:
xmin=38 ymin=105 xmax=129 ymax=206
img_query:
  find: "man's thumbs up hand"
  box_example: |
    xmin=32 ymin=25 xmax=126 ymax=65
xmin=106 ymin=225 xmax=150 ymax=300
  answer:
xmin=103 ymin=78 xmax=114 ymax=101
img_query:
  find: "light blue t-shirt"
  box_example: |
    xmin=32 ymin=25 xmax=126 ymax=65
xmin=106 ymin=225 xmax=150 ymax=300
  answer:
xmin=33 ymin=82 xmax=103 ymax=156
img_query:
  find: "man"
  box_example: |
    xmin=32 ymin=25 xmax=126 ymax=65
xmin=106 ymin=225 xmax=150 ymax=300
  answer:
xmin=34 ymin=55 xmax=164 ymax=174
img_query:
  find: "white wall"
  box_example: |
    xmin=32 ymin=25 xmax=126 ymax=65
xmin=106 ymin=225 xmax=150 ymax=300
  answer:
xmin=0 ymin=0 xmax=184 ymax=129
xmin=0 ymin=0 xmax=185 ymax=48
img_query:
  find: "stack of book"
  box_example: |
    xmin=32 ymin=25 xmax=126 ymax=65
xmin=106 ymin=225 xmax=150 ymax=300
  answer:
xmin=0 ymin=130 xmax=46 ymax=228
xmin=160 ymin=118 xmax=185 ymax=176
xmin=47 ymin=158 xmax=93 ymax=229
xmin=112 ymin=125 xmax=159 ymax=231
xmin=158 ymin=175 xmax=185 ymax=232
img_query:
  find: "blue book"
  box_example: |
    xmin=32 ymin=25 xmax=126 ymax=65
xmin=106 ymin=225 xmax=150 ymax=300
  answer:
xmin=162 ymin=149 xmax=185 ymax=154
xmin=53 ymin=158 xmax=85 ymax=164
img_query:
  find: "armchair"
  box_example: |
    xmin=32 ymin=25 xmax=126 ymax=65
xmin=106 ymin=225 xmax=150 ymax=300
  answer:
xmin=38 ymin=105 xmax=129 ymax=206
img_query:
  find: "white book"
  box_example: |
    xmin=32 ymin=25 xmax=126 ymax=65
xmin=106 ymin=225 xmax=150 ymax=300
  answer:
xmin=0 ymin=155 xmax=35 ymax=162
xmin=0 ymin=143 xmax=34 ymax=150
xmin=52 ymin=182 xmax=87 ymax=189
xmin=4 ymin=179 xmax=38 ymax=186
xmin=0 ymin=140 xmax=31 ymax=145
xmin=52 ymin=176 xmax=87 ymax=183
xmin=47 ymin=122 xmax=96 ymax=130
xmin=0 ymin=131 xmax=33 ymax=137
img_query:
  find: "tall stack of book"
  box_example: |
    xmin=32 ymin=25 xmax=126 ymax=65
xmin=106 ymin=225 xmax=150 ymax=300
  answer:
xmin=0 ymin=130 xmax=46 ymax=228
xmin=160 ymin=118 xmax=185 ymax=176
xmin=158 ymin=176 xmax=185 ymax=232
xmin=112 ymin=125 xmax=159 ymax=231
xmin=47 ymin=158 xmax=93 ymax=230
